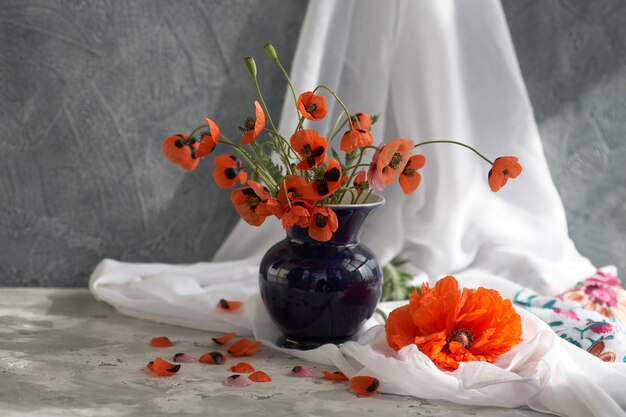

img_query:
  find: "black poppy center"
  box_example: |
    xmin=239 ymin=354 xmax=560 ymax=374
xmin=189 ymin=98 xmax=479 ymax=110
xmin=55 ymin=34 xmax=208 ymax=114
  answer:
xmin=502 ymin=168 xmax=509 ymax=176
xmin=450 ymin=328 xmax=474 ymax=349
xmin=403 ymin=168 xmax=415 ymax=177
xmin=315 ymin=214 xmax=327 ymax=228
xmin=389 ymin=152 xmax=403 ymax=169
xmin=244 ymin=117 xmax=256 ymax=131
xmin=306 ymin=103 xmax=317 ymax=113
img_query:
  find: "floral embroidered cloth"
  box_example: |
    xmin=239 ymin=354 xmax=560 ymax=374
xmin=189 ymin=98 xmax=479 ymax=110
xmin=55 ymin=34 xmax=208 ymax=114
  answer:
xmin=514 ymin=268 xmax=626 ymax=363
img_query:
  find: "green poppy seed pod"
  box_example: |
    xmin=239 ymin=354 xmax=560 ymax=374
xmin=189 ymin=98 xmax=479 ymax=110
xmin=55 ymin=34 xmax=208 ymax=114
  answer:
xmin=244 ymin=56 xmax=257 ymax=78
xmin=264 ymin=43 xmax=278 ymax=62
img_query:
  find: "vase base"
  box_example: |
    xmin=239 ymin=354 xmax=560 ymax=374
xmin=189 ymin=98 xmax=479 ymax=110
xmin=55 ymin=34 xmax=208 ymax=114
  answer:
xmin=277 ymin=335 xmax=350 ymax=350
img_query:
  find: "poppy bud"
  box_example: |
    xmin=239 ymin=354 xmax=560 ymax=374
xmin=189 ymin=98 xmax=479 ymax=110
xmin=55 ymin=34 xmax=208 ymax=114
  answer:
xmin=243 ymin=56 xmax=257 ymax=78
xmin=264 ymin=43 xmax=278 ymax=63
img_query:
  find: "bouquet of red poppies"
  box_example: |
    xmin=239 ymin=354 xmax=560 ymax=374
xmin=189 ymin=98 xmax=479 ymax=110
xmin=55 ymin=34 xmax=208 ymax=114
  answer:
xmin=162 ymin=44 xmax=522 ymax=242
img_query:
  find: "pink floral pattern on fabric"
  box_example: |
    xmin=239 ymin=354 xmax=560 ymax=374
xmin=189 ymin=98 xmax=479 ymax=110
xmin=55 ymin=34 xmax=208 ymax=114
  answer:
xmin=557 ymin=270 xmax=626 ymax=325
xmin=514 ymin=269 xmax=626 ymax=363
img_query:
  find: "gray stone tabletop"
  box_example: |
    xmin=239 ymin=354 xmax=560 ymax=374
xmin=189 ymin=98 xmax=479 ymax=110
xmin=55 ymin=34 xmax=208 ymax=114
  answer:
xmin=0 ymin=289 xmax=544 ymax=417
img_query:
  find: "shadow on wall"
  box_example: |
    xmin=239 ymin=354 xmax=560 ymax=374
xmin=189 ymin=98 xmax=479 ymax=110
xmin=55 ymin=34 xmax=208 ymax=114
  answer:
xmin=0 ymin=0 xmax=308 ymax=286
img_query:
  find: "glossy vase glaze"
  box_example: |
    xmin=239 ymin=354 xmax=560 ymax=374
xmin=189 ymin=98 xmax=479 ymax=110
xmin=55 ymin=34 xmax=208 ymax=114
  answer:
xmin=259 ymin=194 xmax=384 ymax=349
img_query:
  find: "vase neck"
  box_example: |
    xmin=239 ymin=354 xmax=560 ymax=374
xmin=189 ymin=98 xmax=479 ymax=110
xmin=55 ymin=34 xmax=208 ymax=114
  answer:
xmin=286 ymin=203 xmax=382 ymax=246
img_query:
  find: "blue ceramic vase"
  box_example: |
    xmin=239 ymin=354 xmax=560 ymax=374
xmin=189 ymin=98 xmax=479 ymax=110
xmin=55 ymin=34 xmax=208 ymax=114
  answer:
xmin=259 ymin=194 xmax=384 ymax=349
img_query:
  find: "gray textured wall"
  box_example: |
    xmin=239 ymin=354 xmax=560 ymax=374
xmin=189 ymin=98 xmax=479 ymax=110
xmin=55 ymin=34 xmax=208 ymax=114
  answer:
xmin=503 ymin=0 xmax=626 ymax=277
xmin=0 ymin=0 xmax=307 ymax=286
xmin=1 ymin=0 xmax=624 ymax=286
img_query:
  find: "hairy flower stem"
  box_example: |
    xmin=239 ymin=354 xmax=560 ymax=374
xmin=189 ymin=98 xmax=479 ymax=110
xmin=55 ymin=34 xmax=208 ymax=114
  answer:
xmin=414 ymin=140 xmax=494 ymax=165
xmin=327 ymin=112 xmax=349 ymax=146
xmin=218 ymin=137 xmax=275 ymax=188
xmin=314 ymin=85 xmax=354 ymax=129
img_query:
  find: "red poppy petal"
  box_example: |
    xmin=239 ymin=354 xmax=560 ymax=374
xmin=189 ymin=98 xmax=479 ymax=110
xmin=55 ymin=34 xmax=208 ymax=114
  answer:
xmin=198 ymin=352 xmax=227 ymax=365
xmin=244 ymin=341 xmax=263 ymax=356
xmin=212 ymin=332 xmax=237 ymax=345
xmin=228 ymin=338 xmax=255 ymax=356
xmin=152 ymin=357 xmax=181 ymax=376
xmin=349 ymin=376 xmax=379 ymax=396
xmin=249 ymin=371 xmax=272 ymax=382
xmin=173 ymin=353 xmax=196 ymax=363
xmin=149 ymin=336 xmax=173 ymax=348
xmin=290 ymin=365 xmax=317 ymax=378
xmin=230 ymin=362 xmax=255 ymax=373
xmin=217 ymin=299 xmax=243 ymax=312
xmin=322 ymin=370 xmax=349 ymax=381
xmin=224 ymin=374 xmax=253 ymax=387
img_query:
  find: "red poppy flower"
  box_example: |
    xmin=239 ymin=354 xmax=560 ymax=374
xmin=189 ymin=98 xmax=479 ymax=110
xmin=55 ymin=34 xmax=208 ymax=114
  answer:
xmin=230 ymin=181 xmax=278 ymax=226
xmin=308 ymin=206 xmax=339 ymax=242
xmin=149 ymin=336 xmax=173 ymax=348
xmin=350 ymin=113 xmax=372 ymax=131
xmin=353 ymin=171 xmax=368 ymax=194
xmin=349 ymin=376 xmax=379 ymax=397
xmin=340 ymin=128 xmax=373 ymax=153
xmin=277 ymin=175 xmax=309 ymax=207
xmin=162 ymin=134 xmax=200 ymax=171
xmin=303 ymin=159 xmax=343 ymax=201
xmin=281 ymin=203 xmax=312 ymax=230
xmin=196 ymin=118 xmax=221 ymax=158
xmin=212 ymin=155 xmax=247 ymax=189
xmin=241 ymin=101 xmax=265 ymax=145
xmin=296 ymin=91 xmax=327 ymax=120
xmin=488 ymin=156 xmax=522 ymax=192
xmin=399 ymin=154 xmax=425 ymax=194
xmin=290 ymin=129 xmax=328 ymax=170
xmin=367 ymin=139 xmax=414 ymax=190
xmin=385 ymin=275 xmax=522 ymax=371
xmin=212 ymin=332 xmax=237 ymax=345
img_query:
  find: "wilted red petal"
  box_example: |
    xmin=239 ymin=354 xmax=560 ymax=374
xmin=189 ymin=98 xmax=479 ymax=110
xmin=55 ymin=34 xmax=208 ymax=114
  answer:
xmin=249 ymin=371 xmax=272 ymax=382
xmin=212 ymin=332 xmax=237 ymax=345
xmin=230 ymin=362 xmax=255 ymax=373
xmin=173 ymin=353 xmax=196 ymax=363
xmin=349 ymin=376 xmax=379 ymax=396
xmin=150 ymin=357 xmax=181 ymax=376
xmin=198 ymin=352 xmax=227 ymax=365
xmin=217 ymin=299 xmax=243 ymax=312
xmin=290 ymin=365 xmax=317 ymax=378
xmin=149 ymin=336 xmax=173 ymax=348
xmin=244 ymin=341 xmax=263 ymax=356
xmin=224 ymin=374 xmax=253 ymax=387
xmin=322 ymin=370 xmax=349 ymax=381
xmin=228 ymin=338 xmax=255 ymax=356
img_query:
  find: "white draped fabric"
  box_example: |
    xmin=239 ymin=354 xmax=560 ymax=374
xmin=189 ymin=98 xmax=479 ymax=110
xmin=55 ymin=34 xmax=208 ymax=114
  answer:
xmin=90 ymin=1 xmax=626 ymax=416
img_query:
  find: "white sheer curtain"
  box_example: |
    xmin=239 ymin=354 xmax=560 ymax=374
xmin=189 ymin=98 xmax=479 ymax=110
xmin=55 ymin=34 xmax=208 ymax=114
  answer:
xmin=215 ymin=0 xmax=595 ymax=298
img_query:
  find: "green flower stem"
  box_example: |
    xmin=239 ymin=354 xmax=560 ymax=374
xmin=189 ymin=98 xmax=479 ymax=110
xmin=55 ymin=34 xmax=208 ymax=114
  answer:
xmin=218 ymin=138 xmax=275 ymax=188
xmin=414 ymin=140 xmax=494 ymax=165
xmin=338 ymin=147 xmax=367 ymax=202
xmin=246 ymin=65 xmax=294 ymax=175
xmin=344 ymin=163 xmax=370 ymax=171
xmin=327 ymin=112 xmax=350 ymax=146
xmin=356 ymin=188 xmax=374 ymax=205
xmin=265 ymin=44 xmax=298 ymax=108
xmin=314 ymin=85 xmax=354 ymax=129
xmin=188 ymin=124 xmax=208 ymax=138
xmin=374 ymin=307 xmax=388 ymax=323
